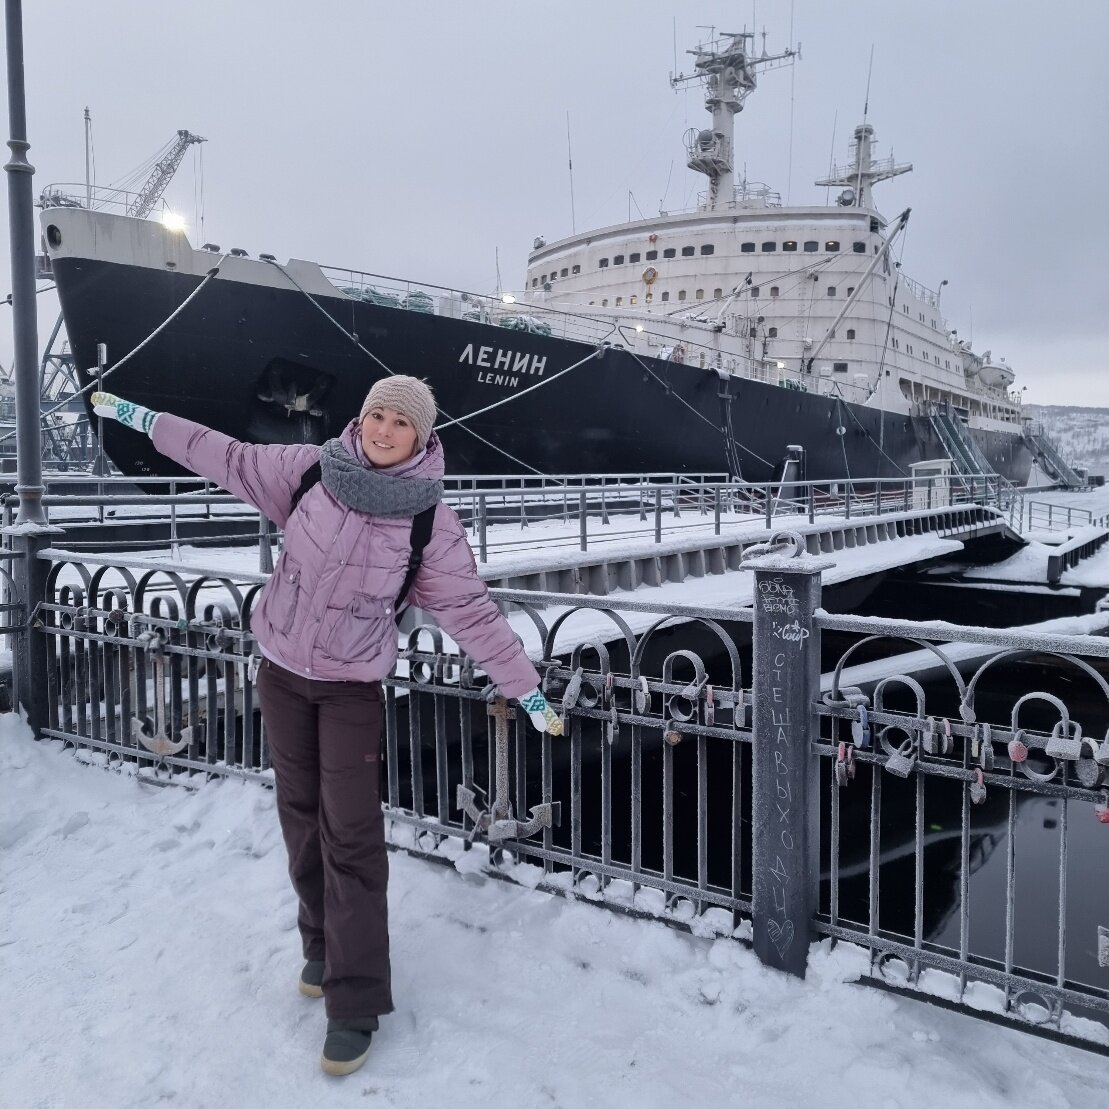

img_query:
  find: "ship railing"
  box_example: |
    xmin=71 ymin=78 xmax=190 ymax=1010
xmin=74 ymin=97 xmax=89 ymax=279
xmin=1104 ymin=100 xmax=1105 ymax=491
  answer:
xmin=320 ymin=266 xmax=618 ymax=348
xmin=19 ymin=539 xmax=1109 ymax=1050
xmin=37 ymin=183 xmax=172 ymax=219
xmin=5 ymin=472 xmax=1010 ymax=572
xmin=1026 ymin=500 xmax=1109 ymax=535
xmin=690 ymin=181 xmax=783 ymax=211
xmin=897 ymin=270 xmax=941 ymax=308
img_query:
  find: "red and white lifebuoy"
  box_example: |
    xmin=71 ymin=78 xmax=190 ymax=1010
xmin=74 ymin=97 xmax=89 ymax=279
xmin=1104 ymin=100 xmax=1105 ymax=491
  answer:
xmin=642 ymin=266 xmax=658 ymax=285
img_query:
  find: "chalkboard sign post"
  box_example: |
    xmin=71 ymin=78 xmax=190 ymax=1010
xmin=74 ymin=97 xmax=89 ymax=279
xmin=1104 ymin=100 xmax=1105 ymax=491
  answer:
xmin=744 ymin=533 xmax=833 ymax=979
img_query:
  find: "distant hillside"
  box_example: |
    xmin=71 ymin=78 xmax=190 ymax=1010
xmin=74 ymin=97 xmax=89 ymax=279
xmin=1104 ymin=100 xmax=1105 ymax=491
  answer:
xmin=1024 ymin=405 xmax=1109 ymax=476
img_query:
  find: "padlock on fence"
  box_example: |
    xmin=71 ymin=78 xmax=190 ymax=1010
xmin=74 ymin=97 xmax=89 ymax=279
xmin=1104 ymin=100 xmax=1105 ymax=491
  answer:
xmin=1045 ymin=719 xmax=1083 ymax=761
xmin=1008 ymin=729 xmax=1029 ymax=764
xmin=881 ymin=727 xmax=917 ymax=778
xmin=977 ymin=724 xmax=995 ymax=771
xmin=851 ymin=704 xmax=871 ymax=750
xmin=1074 ymin=739 xmax=1106 ymax=789
xmin=835 ymin=741 xmax=856 ymax=788
xmin=1096 ymin=791 xmax=1109 ymax=825
xmin=921 ymin=716 xmax=953 ymax=757
xmin=970 ymin=768 xmax=987 ymax=806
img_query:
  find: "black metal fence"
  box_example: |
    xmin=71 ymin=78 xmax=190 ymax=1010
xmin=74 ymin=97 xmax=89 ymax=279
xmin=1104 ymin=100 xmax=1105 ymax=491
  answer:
xmin=17 ymin=537 xmax=1109 ymax=1052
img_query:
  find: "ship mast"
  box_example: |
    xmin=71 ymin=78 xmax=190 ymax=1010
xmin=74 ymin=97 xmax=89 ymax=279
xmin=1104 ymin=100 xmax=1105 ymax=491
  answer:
xmin=814 ymin=123 xmax=911 ymax=210
xmin=670 ymin=30 xmax=798 ymax=211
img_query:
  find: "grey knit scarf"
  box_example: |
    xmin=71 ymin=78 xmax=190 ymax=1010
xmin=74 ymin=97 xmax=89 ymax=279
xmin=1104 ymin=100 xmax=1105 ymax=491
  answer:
xmin=319 ymin=438 xmax=442 ymax=517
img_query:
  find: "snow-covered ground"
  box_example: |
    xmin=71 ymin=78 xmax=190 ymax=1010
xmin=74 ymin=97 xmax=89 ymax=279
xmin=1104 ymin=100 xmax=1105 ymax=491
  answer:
xmin=2 ymin=715 xmax=1102 ymax=1108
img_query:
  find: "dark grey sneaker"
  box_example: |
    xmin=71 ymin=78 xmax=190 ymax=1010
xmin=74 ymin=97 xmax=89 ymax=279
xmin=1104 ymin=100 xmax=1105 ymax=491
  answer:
xmin=298 ymin=960 xmax=324 ymax=999
xmin=321 ymin=1017 xmax=378 ymax=1077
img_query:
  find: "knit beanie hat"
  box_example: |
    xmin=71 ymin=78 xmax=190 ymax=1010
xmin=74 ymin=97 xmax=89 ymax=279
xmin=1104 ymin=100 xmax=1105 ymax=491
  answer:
xmin=359 ymin=375 xmax=437 ymax=450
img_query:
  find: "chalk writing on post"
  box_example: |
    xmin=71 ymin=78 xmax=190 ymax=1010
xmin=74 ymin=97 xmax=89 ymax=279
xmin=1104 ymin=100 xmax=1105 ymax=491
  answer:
xmin=767 ymin=647 xmax=796 ymax=957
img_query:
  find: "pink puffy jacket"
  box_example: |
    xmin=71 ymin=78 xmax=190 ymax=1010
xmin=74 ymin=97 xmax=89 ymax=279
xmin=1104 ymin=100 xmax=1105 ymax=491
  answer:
xmin=151 ymin=415 xmax=540 ymax=695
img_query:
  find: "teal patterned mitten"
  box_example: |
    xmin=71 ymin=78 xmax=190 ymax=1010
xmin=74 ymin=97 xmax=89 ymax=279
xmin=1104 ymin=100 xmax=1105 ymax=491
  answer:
xmin=91 ymin=391 xmax=161 ymax=436
xmin=519 ymin=688 xmax=564 ymax=736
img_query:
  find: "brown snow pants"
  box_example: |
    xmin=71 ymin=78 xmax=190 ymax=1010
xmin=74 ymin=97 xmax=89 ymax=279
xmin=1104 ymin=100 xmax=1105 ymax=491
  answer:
xmin=256 ymin=657 xmax=392 ymax=1019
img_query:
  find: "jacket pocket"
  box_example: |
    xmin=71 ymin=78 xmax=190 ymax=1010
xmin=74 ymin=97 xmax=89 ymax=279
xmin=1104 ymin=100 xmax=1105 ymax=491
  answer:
xmin=322 ymin=593 xmax=392 ymax=663
xmin=272 ymin=557 xmax=302 ymax=635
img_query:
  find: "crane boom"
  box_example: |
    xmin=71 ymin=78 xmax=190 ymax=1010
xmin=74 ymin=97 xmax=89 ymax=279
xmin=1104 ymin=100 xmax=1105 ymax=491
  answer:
xmin=125 ymin=129 xmax=206 ymax=218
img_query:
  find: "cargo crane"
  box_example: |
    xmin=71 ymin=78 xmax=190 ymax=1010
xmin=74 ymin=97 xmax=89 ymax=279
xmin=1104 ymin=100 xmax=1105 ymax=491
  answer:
xmin=36 ymin=126 xmax=206 ymax=468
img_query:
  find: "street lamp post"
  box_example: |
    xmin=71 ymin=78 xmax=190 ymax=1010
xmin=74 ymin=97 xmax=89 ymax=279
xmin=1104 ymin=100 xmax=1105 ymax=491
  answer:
xmin=4 ymin=0 xmax=63 ymax=733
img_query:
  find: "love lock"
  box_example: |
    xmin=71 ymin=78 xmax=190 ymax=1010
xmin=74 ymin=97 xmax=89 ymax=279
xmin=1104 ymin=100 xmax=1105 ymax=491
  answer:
xmin=1045 ymin=720 xmax=1083 ymax=762
xmin=633 ymin=675 xmax=651 ymax=715
xmin=835 ymin=741 xmax=856 ymax=788
xmin=1075 ymin=740 xmax=1106 ymax=789
xmin=1008 ymin=729 xmax=1030 ymax=764
xmin=922 ymin=716 xmax=954 ymax=757
xmin=851 ymin=705 xmax=871 ymax=749
xmin=880 ymin=728 xmax=917 ymax=778
xmin=1095 ymin=791 xmax=1109 ymax=825
xmin=970 ymin=767 xmax=988 ymax=806
xmin=605 ymin=703 xmax=620 ymax=746
xmin=1097 ymin=730 xmax=1109 ymax=769
xmin=976 ymin=724 xmax=995 ymax=771
xmin=704 ymin=684 xmax=715 ymax=727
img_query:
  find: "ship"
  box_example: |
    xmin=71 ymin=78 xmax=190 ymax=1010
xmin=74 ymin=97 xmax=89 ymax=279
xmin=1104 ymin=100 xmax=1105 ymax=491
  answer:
xmin=38 ymin=32 xmax=1056 ymax=488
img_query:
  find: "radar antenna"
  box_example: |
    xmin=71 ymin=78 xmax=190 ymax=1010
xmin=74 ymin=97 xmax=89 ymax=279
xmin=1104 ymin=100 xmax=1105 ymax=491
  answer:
xmin=670 ymin=30 xmax=798 ymax=211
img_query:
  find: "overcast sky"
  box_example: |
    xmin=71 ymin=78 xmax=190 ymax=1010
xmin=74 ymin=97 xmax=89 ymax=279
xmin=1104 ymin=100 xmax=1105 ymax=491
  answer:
xmin=3 ymin=0 xmax=1107 ymax=405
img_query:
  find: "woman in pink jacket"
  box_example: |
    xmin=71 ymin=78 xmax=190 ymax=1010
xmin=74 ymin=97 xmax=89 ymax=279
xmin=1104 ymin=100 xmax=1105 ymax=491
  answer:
xmin=93 ymin=377 xmax=561 ymax=1077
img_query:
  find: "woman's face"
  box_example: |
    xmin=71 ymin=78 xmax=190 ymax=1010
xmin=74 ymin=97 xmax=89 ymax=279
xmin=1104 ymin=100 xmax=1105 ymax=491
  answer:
xmin=360 ymin=405 xmax=419 ymax=466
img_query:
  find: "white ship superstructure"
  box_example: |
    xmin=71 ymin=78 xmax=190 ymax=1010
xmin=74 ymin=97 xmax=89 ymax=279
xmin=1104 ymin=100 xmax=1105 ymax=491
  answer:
xmin=519 ymin=32 xmax=1022 ymax=437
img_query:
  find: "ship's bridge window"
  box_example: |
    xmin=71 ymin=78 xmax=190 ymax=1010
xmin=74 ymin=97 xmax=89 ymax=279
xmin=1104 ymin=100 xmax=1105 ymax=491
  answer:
xmin=645 ymin=249 xmax=658 ymax=261
xmin=853 ymin=242 xmax=866 ymax=253
xmin=761 ymin=241 xmax=776 ymax=252
xmin=541 ymin=274 xmax=547 ymax=283
xmin=827 ymin=287 xmax=837 ymax=296
xmin=770 ymin=286 xmax=779 ymax=297
xmin=678 ymin=290 xmax=687 ymax=301
xmin=616 ymin=297 xmax=623 ymax=305
xmin=804 ymin=241 xmax=818 ymax=252
xmin=599 ymin=258 xmax=609 ymax=268
xmin=572 ymin=264 xmax=580 ymax=274
xmin=825 ymin=241 xmax=840 ymax=252
xmin=847 ymin=287 xmax=855 ymax=296
xmin=700 ymin=244 xmax=714 ymax=255
xmin=560 ymin=267 xmax=568 ymax=277
xmin=695 ymin=288 xmax=704 ymax=298
xmin=602 ymin=299 xmax=609 ymax=306
xmin=741 ymin=242 xmax=756 ymax=252
xmin=847 ymin=329 xmax=856 ymax=340
xmin=681 ymin=246 xmax=695 ymax=257
xmin=663 ymin=247 xmax=676 ymax=258
xmin=768 ymin=326 xmax=778 ymax=338
xmin=629 ymin=252 xmax=641 ymax=263
xmin=661 ymin=291 xmax=670 ymax=301
xmin=833 ymin=362 xmax=849 ymax=373
xmin=645 ymin=292 xmax=653 ymax=302
xmin=630 ymin=295 xmax=638 ymax=305
xmin=614 ymin=254 xmax=625 ymax=265
xmin=783 ymin=241 xmax=797 ymax=252
xmin=531 ymin=278 xmax=538 ymax=288
xmin=714 ymin=287 xmax=722 ymax=298
xmin=751 ymin=286 xmax=760 ymax=297
xmin=935 ymin=355 xmax=940 ymax=364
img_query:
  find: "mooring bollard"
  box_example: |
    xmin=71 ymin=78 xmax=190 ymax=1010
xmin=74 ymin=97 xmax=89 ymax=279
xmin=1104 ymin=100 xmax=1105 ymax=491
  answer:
xmin=742 ymin=531 xmax=832 ymax=979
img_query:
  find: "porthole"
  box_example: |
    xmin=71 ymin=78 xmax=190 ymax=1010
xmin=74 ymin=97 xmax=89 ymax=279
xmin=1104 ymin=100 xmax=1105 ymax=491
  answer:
xmin=46 ymin=224 xmax=62 ymax=248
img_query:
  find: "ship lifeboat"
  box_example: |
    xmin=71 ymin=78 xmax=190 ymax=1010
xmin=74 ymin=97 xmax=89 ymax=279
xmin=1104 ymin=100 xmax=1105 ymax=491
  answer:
xmin=978 ymin=360 xmax=1015 ymax=388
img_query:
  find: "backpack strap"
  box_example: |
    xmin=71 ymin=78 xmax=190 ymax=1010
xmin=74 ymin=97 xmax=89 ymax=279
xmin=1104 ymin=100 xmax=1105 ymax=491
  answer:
xmin=393 ymin=504 xmax=437 ymax=623
xmin=289 ymin=461 xmax=322 ymax=514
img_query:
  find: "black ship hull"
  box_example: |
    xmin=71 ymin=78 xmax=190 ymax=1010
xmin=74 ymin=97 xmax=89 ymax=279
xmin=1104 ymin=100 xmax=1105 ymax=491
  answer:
xmin=54 ymin=257 xmax=1034 ymax=485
